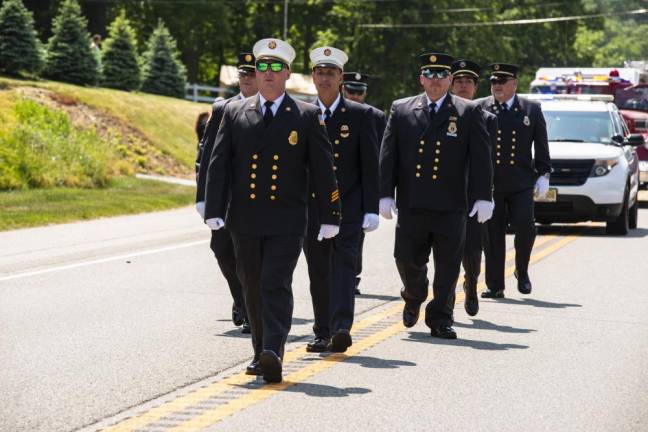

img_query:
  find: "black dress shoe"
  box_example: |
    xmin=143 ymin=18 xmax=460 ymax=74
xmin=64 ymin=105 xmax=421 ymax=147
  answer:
xmin=430 ymin=325 xmax=457 ymax=339
xmin=259 ymin=350 xmax=282 ymax=383
xmin=515 ymin=271 xmax=532 ymax=294
xmin=463 ymin=282 xmax=479 ymax=317
xmin=306 ymin=337 xmax=329 ymax=353
xmin=231 ymin=303 xmax=244 ymax=327
xmin=245 ymin=360 xmax=262 ymax=376
xmin=241 ymin=319 xmax=251 ymax=334
xmin=481 ymin=289 xmax=505 ymax=299
xmin=328 ymin=329 xmax=352 ymax=353
xmin=402 ymin=303 xmax=420 ymax=328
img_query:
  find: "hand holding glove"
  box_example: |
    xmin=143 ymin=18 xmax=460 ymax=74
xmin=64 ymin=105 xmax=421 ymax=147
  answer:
xmin=534 ymin=175 xmax=550 ymax=198
xmin=195 ymin=201 xmax=205 ymax=219
xmin=362 ymin=213 xmax=380 ymax=233
xmin=317 ymin=224 xmax=339 ymax=241
xmin=379 ymin=197 xmax=398 ymax=220
xmin=469 ymin=200 xmax=495 ymax=223
xmin=205 ymin=218 xmax=225 ymax=231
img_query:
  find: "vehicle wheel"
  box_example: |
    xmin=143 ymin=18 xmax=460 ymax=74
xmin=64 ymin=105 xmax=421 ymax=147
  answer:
xmin=629 ymin=196 xmax=638 ymax=229
xmin=606 ymin=189 xmax=629 ymax=235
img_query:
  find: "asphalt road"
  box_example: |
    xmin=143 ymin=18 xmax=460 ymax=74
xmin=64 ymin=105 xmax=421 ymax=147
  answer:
xmin=2 ymin=200 xmax=647 ymax=432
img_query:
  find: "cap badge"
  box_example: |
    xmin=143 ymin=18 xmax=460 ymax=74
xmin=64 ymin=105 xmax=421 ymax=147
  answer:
xmin=494 ymin=64 xmax=500 ymax=71
xmin=244 ymin=54 xmax=252 ymax=62
xmin=288 ymin=130 xmax=298 ymax=145
xmin=523 ymin=116 xmax=530 ymax=126
xmin=429 ymin=55 xmax=437 ymax=63
xmin=324 ymin=48 xmax=331 ymax=56
xmin=355 ymin=73 xmax=361 ymax=80
xmin=340 ymin=124 xmax=350 ymax=138
xmin=268 ymin=40 xmax=277 ymax=49
xmin=459 ymin=61 xmax=466 ymax=68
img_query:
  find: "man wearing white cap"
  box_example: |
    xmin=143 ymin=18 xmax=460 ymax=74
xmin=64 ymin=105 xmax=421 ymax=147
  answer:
xmin=204 ymin=38 xmax=340 ymax=383
xmin=303 ymin=46 xmax=379 ymax=354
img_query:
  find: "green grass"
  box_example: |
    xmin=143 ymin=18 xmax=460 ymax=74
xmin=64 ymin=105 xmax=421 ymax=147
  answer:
xmin=0 ymin=177 xmax=195 ymax=231
xmin=0 ymin=76 xmax=210 ymax=169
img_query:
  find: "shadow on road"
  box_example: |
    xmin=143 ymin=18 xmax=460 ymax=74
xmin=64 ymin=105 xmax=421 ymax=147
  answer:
xmin=487 ymin=297 xmax=582 ymax=309
xmin=454 ymin=319 xmax=537 ymax=334
xmin=356 ymin=293 xmax=401 ymax=301
xmin=537 ymin=224 xmax=648 ymax=238
xmin=312 ymin=354 xmax=415 ymax=369
xmin=234 ymin=380 xmax=371 ymax=398
xmin=215 ymin=328 xmax=249 ymax=338
xmin=404 ymin=331 xmax=529 ymax=350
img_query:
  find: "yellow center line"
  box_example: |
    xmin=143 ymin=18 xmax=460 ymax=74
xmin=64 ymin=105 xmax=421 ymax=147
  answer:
xmin=104 ymin=231 xmax=576 ymax=432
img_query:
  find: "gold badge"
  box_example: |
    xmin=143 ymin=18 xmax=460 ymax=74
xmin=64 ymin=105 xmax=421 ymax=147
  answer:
xmin=324 ymin=48 xmax=332 ymax=56
xmin=244 ymin=54 xmax=252 ymax=62
xmin=523 ymin=116 xmax=530 ymax=126
xmin=429 ymin=55 xmax=437 ymax=63
xmin=494 ymin=64 xmax=500 ymax=71
xmin=288 ymin=130 xmax=298 ymax=145
xmin=449 ymin=116 xmax=457 ymax=121
xmin=268 ymin=40 xmax=277 ymax=49
xmin=340 ymin=124 xmax=350 ymax=138
xmin=448 ymin=121 xmax=458 ymax=134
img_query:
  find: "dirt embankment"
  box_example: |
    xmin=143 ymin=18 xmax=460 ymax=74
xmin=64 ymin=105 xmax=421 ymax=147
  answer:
xmin=15 ymin=86 xmax=194 ymax=179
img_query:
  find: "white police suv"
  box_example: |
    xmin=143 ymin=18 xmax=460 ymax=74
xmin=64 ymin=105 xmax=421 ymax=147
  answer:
xmin=526 ymin=94 xmax=643 ymax=235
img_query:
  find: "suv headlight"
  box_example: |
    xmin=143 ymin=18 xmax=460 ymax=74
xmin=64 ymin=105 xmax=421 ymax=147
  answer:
xmin=590 ymin=157 xmax=620 ymax=177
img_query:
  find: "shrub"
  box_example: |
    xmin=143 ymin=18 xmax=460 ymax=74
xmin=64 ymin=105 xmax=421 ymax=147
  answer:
xmin=0 ymin=0 xmax=43 ymax=76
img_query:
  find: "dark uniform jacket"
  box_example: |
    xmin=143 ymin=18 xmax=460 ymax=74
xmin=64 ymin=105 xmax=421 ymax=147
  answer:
xmin=310 ymin=96 xmax=379 ymax=224
xmin=476 ymin=95 xmax=551 ymax=194
xmin=195 ymin=94 xmax=243 ymax=203
xmin=369 ymin=105 xmax=387 ymax=144
xmin=205 ymin=93 xmax=341 ymax=236
xmin=380 ymin=92 xmax=493 ymax=213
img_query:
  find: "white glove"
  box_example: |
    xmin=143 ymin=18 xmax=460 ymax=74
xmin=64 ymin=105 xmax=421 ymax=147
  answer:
xmin=379 ymin=197 xmax=398 ymax=220
xmin=362 ymin=213 xmax=380 ymax=233
xmin=195 ymin=201 xmax=205 ymax=219
xmin=535 ymin=175 xmax=550 ymax=197
xmin=317 ymin=224 xmax=339 ymax=241
xmin=469 ymin=200 xmax=495 ymax=223
xmin=205 ymin=217 xmax=225 ymax=231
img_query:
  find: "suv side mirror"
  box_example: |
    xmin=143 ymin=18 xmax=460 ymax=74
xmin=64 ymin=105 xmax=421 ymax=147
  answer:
xmin=627 ymin=133 xmax=646 ymax=146
xmin=611 ymin=134 xmax=624 ymax=145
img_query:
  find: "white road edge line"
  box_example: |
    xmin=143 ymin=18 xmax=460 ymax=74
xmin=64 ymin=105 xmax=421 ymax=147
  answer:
xmin=0 ymin=239 xmax=209 ymax=283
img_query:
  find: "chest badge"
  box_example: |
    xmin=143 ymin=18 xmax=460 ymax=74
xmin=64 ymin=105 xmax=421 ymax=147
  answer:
xmin=523 ymin=115 xmax=531 ymax=126
xmin=340 ymin=124 xmax=350 ymax=138
xmin=288 ymin=130 xmax=298 ymax=145
xmin=447 ymin=121 xmax=458 ymax=137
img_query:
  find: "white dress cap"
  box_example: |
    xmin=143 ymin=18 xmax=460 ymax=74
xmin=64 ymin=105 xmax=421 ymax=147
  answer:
xmin=253 ymin=38 xmax=296 ymax=66
xmin=309 ymin=46 xmax=348 ymax=70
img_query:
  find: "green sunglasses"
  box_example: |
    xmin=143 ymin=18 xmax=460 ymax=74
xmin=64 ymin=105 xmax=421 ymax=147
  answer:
xmin=256 ymin=61 xmax=286 ymax=73
xmin=422 ymin=69 xmax=450 ymax=79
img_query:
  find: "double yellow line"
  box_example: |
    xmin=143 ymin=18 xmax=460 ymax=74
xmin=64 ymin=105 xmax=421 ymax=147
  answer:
xmin=102 ymin=231 xmax=579 ymax=432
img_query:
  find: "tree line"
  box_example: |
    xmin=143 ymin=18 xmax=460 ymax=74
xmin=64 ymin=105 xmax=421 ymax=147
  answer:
xmin=2 ymin=0 xmax=646 ymax=107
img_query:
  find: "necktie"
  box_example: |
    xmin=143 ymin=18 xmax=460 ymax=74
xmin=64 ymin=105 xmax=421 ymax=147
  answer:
xmin=263 ymin=100 xmax=274 ymax=127
xmin=500 ymin=103 xmax=509 ymax=113
xmin=429 ymin=103 xmax=436 ymax=120
xmin=324 ymin=108 xmax=331 ymax=124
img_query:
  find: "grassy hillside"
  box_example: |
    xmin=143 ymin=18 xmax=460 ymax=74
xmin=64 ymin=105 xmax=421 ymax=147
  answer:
xmin=0 ymin=76 xmax=210 ymax=175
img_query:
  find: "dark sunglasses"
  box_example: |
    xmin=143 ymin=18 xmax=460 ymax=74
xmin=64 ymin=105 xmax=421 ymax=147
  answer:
xmin=256 ymin=61 xmax=286 ymax=73
xmin=422 ymin=69 xmax=450 ymax=79
xmin=490 ymin=77 xmax=514 ymax=85
xmin=345 ymin=87 xmax=366 ymax=96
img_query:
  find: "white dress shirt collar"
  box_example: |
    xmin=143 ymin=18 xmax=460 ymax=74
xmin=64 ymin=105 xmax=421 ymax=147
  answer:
xmin=317 ymin=93 xmax=341 ymax=120
xmin=259 ymin=92 xmax=286 ymax=116
xmin=425 ymin=92 xmax=448 ymax=112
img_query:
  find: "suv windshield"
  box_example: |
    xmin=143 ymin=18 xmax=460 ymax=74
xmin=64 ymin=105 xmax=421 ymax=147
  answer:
xmin=543 ymin=110 xmax=614 ymax=144
xmin=614 ymin=86 xmax=648 ymax=112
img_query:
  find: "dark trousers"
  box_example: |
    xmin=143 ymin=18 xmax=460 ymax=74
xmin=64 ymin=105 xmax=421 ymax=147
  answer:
xmin=230 ymin=232 xmax=303 ymax=358
xmin=485 ymin=188 xmax=536 ymax=291
xmin=356 ymin=231 xmax=365 ymax=280
xmin=461 ymin=216 xmax=488 ymax=287
xmin=210 ymin=229 xmax=246 ymax=318
xmin=395 ymin=211 xmax=466 ymax=328
xmin=304 ymin=222 xmax=362 ymax=338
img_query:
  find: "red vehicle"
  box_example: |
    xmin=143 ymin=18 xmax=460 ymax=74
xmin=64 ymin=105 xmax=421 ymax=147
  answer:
xmin=615 ymin=84 xmax=648 ymax=188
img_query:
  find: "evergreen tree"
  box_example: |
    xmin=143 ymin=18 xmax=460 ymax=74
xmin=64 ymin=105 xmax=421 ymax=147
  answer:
xmin=0 ymin=0 xmax=43 ymax=76
xmin=101 ymin=11 xmax=140 ymax=91
xmin=140 ymin=20 xmax=186 ymax=98
xmin=43 ymin=0 xmax=98 ymax=85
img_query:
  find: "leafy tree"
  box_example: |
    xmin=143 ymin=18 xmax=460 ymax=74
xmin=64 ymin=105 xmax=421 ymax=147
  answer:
xmin=43 ymin=0 xmax=98 ymax=85
xmin=140 ymin=20 xmax=186 ymax=98
xmin=0 ymin=0 xmax=43 ymax=76
xmin=101 ymin=11 xmax=140 ymax=91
